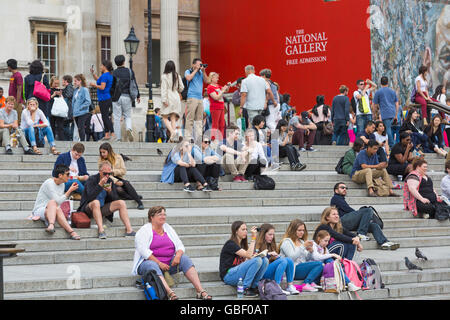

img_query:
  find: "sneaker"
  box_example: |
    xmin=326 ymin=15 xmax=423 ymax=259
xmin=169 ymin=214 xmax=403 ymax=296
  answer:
xmin=299 ymin=147 xmax=306 ymax=152
xmin=238 ymin=175 xmax=248 ymax=182
xmin=306 ymin=147 xmax=317 ymax=152
xmin=281 ymin=289 xmax=291 ymax=296
xmin=423 ymin=214 xmax=430 ymax=219
xmin=183 ymin=185 xmax=196 ymax=193
xmin=233 ymin=176 xmax=242 ymax=183
xmin=98 ymin=232 xmax=107 ymax=240
xmin=126 ymin=129 xmax=134 ymax=142
xmin=386 ymin=241 xmax=400 ymax=250
xmin=290 ymin=164 xmax=297 ymax=171
xmin=310 ymin=282 xmax=322 ymax=289
xmin=24 ymin=148 xmax=37 ymax=155
xmin=301 ymin=284 xmax=318 ymax=292
xmin=243 ymin=288 xmax=259 ymax=298
xmin=295 ymin=163 xmax=307 ymax=171
xmin=202 ymin=185 xmax=213 ymax=192
xmin=358 ymin=234 xmax=371 ymax=241
xmin=380 ymin=242 xmax=392 ymax=250
xmin=137 ymin=203 xmax=145 ymax=210
xmin=347 ymin=282 xmax=361 ymax=292
xmin=286 ymin=284 xmax=299 ymax=295
xmin=332 ymin=141 xmax=337 ymax=145
xmin=5 ymin=148 xmax=12 ymax=155
xmin=125 ymin=231 xmax=136 ymax=237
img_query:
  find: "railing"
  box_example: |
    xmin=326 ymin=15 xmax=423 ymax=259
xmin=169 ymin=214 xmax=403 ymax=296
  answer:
xmin=0 ymin=244 xmax=25 ymax=300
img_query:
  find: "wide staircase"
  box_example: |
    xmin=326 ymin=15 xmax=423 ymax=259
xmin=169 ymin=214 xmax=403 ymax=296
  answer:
xmin=1 ymin=141 xmax=450 ymax=300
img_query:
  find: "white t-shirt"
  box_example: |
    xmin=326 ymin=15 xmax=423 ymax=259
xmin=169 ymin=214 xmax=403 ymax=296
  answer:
xmin=415 ymin=75 xmax=428 ymax=92
xmin=353 ymin=90 xmax=372 ymax=116
xmin=69 ymin=152 xmax=79 ymax=176
xmin=240 ymin=73 xmax=269 ymax=111
xmin=32 ymin=178 xmax=66 ymax=214
xmin=374 ymin=132 xmax=388 ymax=152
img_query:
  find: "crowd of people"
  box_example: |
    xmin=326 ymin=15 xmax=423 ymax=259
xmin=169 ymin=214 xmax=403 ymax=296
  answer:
xmin=4 ymin=55 xmax=448 ymax=300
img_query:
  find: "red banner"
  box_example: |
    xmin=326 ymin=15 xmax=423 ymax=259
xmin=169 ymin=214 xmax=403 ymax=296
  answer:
xmin=200 ymin=0 xmax=371 ymax=112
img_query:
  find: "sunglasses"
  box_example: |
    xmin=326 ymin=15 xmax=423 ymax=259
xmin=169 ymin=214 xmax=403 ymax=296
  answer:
xmin=103 ymin=172 xmax=113 ymax=176
xmin=203 ymin=141 xmax=211 ymax=144
xmin=339 ymin=186 xmax=348 ymax=190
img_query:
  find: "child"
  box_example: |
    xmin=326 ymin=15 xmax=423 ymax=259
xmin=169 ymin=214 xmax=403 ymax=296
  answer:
xmin=312 ymin=230 xmax=360 ymax=292
xmin=154 ymin=108 xmax=167 ymax=142
xmin=0 ymin=87 xmax=5 ymax=109
xmin=348 ymin=113 xmax=356 ymax=147
xmin=90 ymin=108 xmax=105 ymax=141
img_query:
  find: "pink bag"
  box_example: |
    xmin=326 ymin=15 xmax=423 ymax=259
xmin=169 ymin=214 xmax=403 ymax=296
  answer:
xmin=342 ymin=258 xmax=363 ymax=288
xmin=33 ymin=74 xmax=51 ymax=102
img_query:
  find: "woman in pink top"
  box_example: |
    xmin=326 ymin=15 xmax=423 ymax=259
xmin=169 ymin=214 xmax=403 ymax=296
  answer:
xmin=132 ymin=206 xmax=212 ymax=300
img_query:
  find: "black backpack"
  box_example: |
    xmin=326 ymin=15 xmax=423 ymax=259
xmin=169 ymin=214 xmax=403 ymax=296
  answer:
xmin=254 ymin=175 xmax=275 ymax=190
xmin=335 ymin=156 xmax=345 ymax=174
xmin=359 ymin=205 xmax=384 ymax=229
xmin=180 ymin=76 xmax=190 ymax=101
xmin=350 ymin=96 xmax=357 ymax=114
xmin=110 ymin=76 xmax=122 ymax=102
xmin=434 ymin=202 xmax=450 ymax=221
xmin=140 ymin=270 xmax=168 ymax=300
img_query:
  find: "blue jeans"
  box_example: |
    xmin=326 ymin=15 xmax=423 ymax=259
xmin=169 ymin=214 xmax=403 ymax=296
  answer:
xmin=340 ymin=208 xmax=388 ymax=245
xmin=24 ymin=126 xmax=56 ymax=147
xmin=137 ymin=254 xmax=194 ymax=277
xmin=328 ymin=241 xmax=356 ymax=260
xmin=391 ymin=124 xmax=400 ymax=145
xmin=356 ymin=114 xmax=372 ymax=136
xmin=382 ymin=118 xmax=394 ymax=147
xmin=64 ymin=179 xmax=85 ymax=194
xmin=294 ymin=261 xmax=323 ymax=284
xmin=223 ymin=257 xmax=269 ymax=289
xmin=263 ymin=257 xmax=294 ymax=284
xmin=333 ymin=119 xmax=348 ymax=145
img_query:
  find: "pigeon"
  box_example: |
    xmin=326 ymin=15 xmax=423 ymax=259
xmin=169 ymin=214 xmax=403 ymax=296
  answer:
xmin=415 ymin=247 xmax=428 ymax=261
xmin=404 ymin=257 xmax=423 ymax=271
xmin=157 ymin=148 xmax=163 ymax=157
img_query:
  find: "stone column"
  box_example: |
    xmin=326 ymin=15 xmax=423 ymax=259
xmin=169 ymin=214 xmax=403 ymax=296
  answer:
xmin=111 ymin=0 xmax=130 ymax=65
xmin=160 ymin=0 xmax=179 ymax=73
xmin=81 ymin=0 xmax=97 ymax=75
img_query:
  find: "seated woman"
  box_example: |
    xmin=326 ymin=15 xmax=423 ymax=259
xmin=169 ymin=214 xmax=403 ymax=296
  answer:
xmin=191 ymin=137 xmax=222 ymax=190
xmin=161 ymin=139 xmax=212 ymax=192
xmin=341 ymin=138 xmax=365 ymax=176
xmin=98 ymin=142 xmax=144 ymax=210
xmin=374 ymin=121 xmax=390 ymax=156
xmin=399 ymin=108 xmax=427 ymax=154
xmin=219 ymin=220 xmax=269 ymax=298
xmin=311 ymin=95 xmax=332 ymax=145
xmin=255 ymin=223 xmax=299 ymax=296
xmin=387 ymin=132 xmax=414 ymax=179
xmin=21 ymin=97 xmax=60 ymax=155
xmin=404 ymin=158 xmax=441 ymax=219
xmin=243 ymin=129 xmax=268 ymax=180
xmin=278 ymin=219 xmax=323 ymax=292
xmin=423 ymin=115 xmax=447 ymax=157
xmin=276 ymin=120 xmax=306 ymax=171
xmin=132 ymin=206 xmax=212 ymax=300
xmin=313 ymin=207 xmax=362 ymax=260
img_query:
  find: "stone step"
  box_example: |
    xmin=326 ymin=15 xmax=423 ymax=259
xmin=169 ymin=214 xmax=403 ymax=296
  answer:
xmin=383 ymin=268 xmax=450 ymax=286
xmin=386 ymin=280 xmax=450 ymax=299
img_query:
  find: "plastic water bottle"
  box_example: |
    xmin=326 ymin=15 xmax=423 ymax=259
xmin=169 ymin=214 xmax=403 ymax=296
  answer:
xmin=145 ymin=282 xmax=158 ymax=300
xmin=237 ymin=278 xmax=244 ymax=299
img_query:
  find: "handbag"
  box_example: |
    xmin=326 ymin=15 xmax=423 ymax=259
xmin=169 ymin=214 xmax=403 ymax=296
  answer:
xmin=323 ymin=121 xmax=334 ymax=136
xmin=51 ymin=97 xmax=69 ymax=118
xmin=33 ymin=74 xmax=51 ymax=102
xmin=434 ymin=201 xmax=450 ymax=221
xmin=128 ymin=69 xmax=139 ymax=101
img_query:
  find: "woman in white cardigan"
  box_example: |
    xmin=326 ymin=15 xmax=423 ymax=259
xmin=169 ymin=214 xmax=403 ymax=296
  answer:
xmin=160 ymin=60 xmax=184 ymax=142
xmin=132 ymin=206 xmax=212 ymax=300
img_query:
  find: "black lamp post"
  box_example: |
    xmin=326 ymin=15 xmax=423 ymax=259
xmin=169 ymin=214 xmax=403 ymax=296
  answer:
xmin=124 ymin=26 xmax=140 ymax=70
xmin=146 ymin=0 xmax=156 ymax=142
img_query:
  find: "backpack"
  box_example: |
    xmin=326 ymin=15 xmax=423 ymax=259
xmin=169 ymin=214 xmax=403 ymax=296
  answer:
xmin=350 ymin=96 xmax=357 ymax=114
xmin=257 ymin=279 xmax=287 ymax=300
xmin=410 ymin=87 xmax=417 ymax=103
xmin=359 ymin=258 xmax=384 ymax=290
xmin=141 ymin=269 xmax=168 ymax=300
xmin=181 ymin=74 xmax=191 ymax=101
xmin=335 ymin=156 xmax=345 ymax=174
xmin=342 ymin=258 xmax=363 ymax=289
xmin=253 ymin=175 xmax=275 ymax=190
xmin=359 ymin=205 xmax=384 ymax=229
xmin=110 ymin=76 xmax=122 ymax=102
xmin=434 ymin=201 xmax=450 ymax=221
xmin=206 ymin=176 xmax=219 ymax=191
xmin=373 ymin=177 xmax=390 ymax=197
xmin=320 ymin=260 xmax=346 ymax=293
xmin=128 ymin=68 xmax=139 ymax=101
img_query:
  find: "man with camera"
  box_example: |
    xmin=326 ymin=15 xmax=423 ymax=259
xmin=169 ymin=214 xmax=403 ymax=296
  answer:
xmin=78 ymin=161 xmax=135 ymax=239
xmin=184 ymin=58 xmax=209 ymax=144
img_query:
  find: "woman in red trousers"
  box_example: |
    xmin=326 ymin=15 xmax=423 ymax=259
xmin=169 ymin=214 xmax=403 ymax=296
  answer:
xmin=415 ymin=65 xmax=433 ymax=125
xmin=207 ymin=72 xmax=230 ymax=142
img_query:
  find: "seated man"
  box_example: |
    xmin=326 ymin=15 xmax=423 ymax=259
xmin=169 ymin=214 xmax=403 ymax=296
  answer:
xmin=289 ymin=111 xmax=317 ymax=151
xmin=0 ymin=97 xmax=36 ymax=155
xmin=78 ymin=161 xmax=135 ymax=239
xmin=220 ymin=124 xmax=249 ymax=182
xmin=342 ymin=138 xmax=365 ymax=176
xmin=351 ymin=139 xmax=396 ymax=197
xmin=387 ymin=132 xmax=414 ymax=179
xmin=331 ymin=182 xmax=399 ymax=250
xmin=31 ymin=164 xmax=80 ymax=240
xmin=53 ymin=142 xmax=89 ymax=199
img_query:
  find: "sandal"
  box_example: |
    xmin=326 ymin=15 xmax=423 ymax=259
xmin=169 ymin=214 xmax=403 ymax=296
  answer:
xmin=69 ymin=231 xmax=81 ymax=240
xmin=45 ymin=223 xmax=56 ymax=234
xmin=168 ymin=291 xmax=179 ymax=300
xmin=50 ymin=147 xmax=61 ymax=155
xmin=196 ymin=290 xmax=212 ymax=300
xmin=32 ymin=146 xmax=42 ymax=155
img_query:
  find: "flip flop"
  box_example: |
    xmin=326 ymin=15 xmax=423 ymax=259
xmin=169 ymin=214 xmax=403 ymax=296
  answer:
xmin=45 ymin=223 xmax=56 ymax=234
xmin=70 ymin=231 xmax=81 ymax=240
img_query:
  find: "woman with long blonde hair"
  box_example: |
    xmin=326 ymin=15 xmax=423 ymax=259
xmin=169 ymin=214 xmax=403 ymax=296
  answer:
xmin=313 ymin=207 xmax=362 ymax=260
xmin=278 ymin=219 xmax=323 ymax=292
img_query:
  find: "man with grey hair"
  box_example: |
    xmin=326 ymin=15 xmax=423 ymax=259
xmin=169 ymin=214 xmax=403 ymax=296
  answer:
xmin=78 ymin=161 xmax=135 ymax=239
xmin=240 ymin=65 xmax=274 ymax=125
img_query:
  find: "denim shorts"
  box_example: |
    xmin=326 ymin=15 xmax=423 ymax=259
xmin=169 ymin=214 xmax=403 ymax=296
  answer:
xmin=137 ymin=254 xmax=194 ymax=277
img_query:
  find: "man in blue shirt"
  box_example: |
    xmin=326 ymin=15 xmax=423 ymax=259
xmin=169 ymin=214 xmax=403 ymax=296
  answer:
xmin=351 ymin=139 xmax=394 ymax=197
xmin=185 ymin=58 xmax=209 ymax=143
xmin=373 ymin=76 xmax=399 ymax=148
